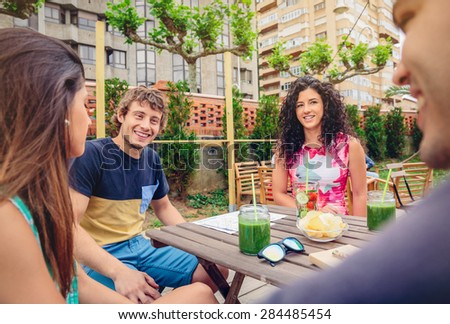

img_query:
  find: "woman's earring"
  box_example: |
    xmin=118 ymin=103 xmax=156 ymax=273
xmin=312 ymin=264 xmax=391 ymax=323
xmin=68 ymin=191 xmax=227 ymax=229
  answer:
xmin=65 ymin=119 xmax=70 ymax=127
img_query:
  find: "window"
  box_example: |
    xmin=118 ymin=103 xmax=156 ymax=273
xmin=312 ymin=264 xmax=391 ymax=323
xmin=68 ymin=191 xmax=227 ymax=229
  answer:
xmin=79 ymin=45 xmax=95 ymax=65
xmin=217 ymin=55 xmax=225 ymax=96
xmin=240 ymin=70 xmax=253 ymax=84
xmin=45 ymin=5 xmax=64 ymax=24
xmin=14 ymin=14 xmax=38 ymax=29
xmin=280 ymin=8 xmax=308 ymax=24
xmin=260 ymin=13 xmax=277 ymax=27
xmin=135 ymin=2 xmax=156 ymax=86
xmin=286 ymin=0 xmax=299 ymax=7
xmin=316 ymin=31 xmax=327 ymax=40
xmin=314 ymin=2 xmax=326 ymax=11
xmin=137 ymin=49 xmax=156 ymax=86
xmin=216 ymin=30 xmax=229 ymax=96
xmin=107 ymin=50 xmax=126 ymax=69
xmin=79 ymin=17 xmax=96 ymax=31
xmin=281 ymin=82 xmax=292 ymax=91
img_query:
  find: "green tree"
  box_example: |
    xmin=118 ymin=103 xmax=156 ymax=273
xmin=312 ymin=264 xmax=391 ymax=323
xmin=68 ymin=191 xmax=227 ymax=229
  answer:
xmin=106 ymin=0 xmax=257 ymax=92
xmin=250 ymin=95 xmax=279 ymax=161
xmin=104 ymin=78 xmax=129 ymax=137
xmin=267 ymin=37 xmax=392 ymax=84
xmin=222 ymin=86 xmax=247 ymax=140
xmin=385 ymin=85 xmax=411 ymax=98
xmin=158 ymin=81 xmax=198 ymax=198
xmin=364 ymin=106 xmax=386 ymax=160
xmin=412 ymin=118 xmax=423 ymax=152
xmin=221 ymin=86 xmax=248 ymax=178
xmin=0 ymin=0 xmax=44 ymax=18
xmin=385 ymin=107 xmax=406 ymax=158
xmin=345 ymin=104 xmax=365 ymax=140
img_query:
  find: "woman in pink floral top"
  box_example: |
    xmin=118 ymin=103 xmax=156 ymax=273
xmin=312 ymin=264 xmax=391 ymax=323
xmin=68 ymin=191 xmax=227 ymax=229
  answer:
xmin=273 ymin=76 xmax=367 ymax=216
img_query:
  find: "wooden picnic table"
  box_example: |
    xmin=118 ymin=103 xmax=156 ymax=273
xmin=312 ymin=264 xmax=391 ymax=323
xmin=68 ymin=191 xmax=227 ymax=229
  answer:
xmin=146 ymin=205 xmax=376 ymax=303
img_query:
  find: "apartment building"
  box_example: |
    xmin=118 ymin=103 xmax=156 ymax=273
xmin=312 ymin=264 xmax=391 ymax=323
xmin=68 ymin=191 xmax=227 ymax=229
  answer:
xmin=0 ymin=0 xmax=259 ymax=99
xmin=256 ymin=0 xmax=402 ymax=110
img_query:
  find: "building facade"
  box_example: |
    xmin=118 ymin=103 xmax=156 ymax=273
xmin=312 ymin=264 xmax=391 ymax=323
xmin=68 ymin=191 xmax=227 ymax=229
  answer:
xmin=0 ymin=0 xmax=259 ymax=99
xmin=256 ymin=0 xmax=404 ymax=110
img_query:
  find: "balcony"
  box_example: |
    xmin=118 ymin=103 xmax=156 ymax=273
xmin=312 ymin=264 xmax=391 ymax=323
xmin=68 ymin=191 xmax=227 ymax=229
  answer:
xmin=259 ymin=21 xmax=278 ymax=35
xmin=257 ymin=0 xmax=277 ymax=14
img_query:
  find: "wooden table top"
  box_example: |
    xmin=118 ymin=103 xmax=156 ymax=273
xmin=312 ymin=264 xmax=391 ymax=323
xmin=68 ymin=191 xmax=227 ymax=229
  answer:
xmin=146 ymin=205 xmax=376 ymax=289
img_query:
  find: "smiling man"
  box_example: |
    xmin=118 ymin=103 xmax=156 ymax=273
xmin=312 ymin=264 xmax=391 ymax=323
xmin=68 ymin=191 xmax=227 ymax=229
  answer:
xmin=70 ymin=86 xmax=227 ymax=304
xmin=264 ymin=0 xmax=450 ymax=303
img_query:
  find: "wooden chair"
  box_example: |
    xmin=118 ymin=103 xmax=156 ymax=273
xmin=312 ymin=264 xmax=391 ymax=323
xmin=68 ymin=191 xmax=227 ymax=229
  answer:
xmin=374 ymin=162 xmax=433 ymax=208
xmin=260 ymin=160 xmax=273 ymax=167
xmin=402 ymin=162 xmax=433 ymax=195
xmin=258 ymin=166 xmax=275 ymax=205
xmin=234 ymin=161 xmax=261 ymax=207
xmin=346 ymin=176 xmax=380 ymax=215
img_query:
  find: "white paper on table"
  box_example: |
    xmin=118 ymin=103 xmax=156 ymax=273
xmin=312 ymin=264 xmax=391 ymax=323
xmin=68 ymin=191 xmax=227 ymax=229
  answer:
xmin=193 ymin=212 xmax=286 ymax=234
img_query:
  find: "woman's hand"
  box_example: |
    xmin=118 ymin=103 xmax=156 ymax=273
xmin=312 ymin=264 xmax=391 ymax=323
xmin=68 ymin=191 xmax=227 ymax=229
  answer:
xmin=319 ymin=204 xmax=340 ymax=214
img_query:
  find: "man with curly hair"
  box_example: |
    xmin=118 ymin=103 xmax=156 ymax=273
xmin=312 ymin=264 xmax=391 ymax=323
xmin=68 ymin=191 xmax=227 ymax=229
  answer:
xmin=70 ymin=86 xmax=227 ymax=303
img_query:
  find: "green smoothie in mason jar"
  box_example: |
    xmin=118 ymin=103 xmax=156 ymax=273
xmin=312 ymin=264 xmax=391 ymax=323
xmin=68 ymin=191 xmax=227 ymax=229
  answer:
xmin=238 ymin=205 xmax=270 ymax=255
xmin=367 ymin=191 xmax=396 ymax=231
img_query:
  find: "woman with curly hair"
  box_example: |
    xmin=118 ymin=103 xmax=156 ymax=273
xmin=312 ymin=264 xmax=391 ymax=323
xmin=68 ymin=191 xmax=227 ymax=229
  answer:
xmin=273 ymin=76 xmax=367 ymax=216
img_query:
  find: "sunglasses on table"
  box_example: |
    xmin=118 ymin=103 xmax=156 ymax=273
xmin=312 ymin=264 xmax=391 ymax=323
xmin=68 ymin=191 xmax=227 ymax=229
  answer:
xmin=257 ymin=237 xmax=305 ymax=267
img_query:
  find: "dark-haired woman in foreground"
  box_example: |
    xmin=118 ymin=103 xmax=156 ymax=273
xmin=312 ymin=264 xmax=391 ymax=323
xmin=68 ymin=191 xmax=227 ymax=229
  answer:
xmin=0 ymin=28 xmax=217 ymax=303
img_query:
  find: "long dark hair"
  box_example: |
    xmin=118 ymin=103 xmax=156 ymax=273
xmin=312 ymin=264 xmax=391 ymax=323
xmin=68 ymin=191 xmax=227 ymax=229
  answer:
xmin=277 ymin=75 xmax=354 ymax=167
xmin=0 ymin=28 xmax=85 ymax=297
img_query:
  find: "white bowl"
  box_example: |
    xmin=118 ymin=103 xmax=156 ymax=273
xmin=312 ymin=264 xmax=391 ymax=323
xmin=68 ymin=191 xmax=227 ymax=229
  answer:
xmin=296 ymin=219 xmax=349 ymax=242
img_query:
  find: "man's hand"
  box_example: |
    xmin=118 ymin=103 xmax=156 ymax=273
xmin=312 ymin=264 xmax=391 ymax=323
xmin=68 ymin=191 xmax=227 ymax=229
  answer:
xmin=113 ymin=267 xmax=161 ymax=304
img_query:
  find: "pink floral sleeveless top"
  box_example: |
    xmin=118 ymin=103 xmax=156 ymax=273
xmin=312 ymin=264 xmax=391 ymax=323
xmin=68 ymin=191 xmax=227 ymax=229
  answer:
xmin=288 ymin=133 xmax=350 ymax=215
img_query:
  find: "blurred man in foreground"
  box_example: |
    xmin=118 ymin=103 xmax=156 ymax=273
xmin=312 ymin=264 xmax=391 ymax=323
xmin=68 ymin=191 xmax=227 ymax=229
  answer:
xmin=264 ymin=0 xmax=450 ymax=303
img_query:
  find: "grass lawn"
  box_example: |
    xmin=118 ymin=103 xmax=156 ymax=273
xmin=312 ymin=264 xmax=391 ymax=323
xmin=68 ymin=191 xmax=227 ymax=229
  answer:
xmin=145 ymin=189 xmax=229 ymax=229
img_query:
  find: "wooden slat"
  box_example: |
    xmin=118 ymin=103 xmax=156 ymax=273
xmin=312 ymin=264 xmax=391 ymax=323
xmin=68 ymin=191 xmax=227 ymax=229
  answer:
xmin=179 ymin=223 xmax=319 ymax=269
xmin=146 ymin=227 xmax=315 ymax=287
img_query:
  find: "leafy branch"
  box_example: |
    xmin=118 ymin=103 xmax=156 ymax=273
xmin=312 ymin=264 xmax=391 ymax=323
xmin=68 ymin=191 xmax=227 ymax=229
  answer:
xmin=106 ymin=0 xmax=257 ymax=92
xmin=267 ymin=37 xmax=393 ymax=85
xmin=0 ymin=0 xmax=44 ymax=19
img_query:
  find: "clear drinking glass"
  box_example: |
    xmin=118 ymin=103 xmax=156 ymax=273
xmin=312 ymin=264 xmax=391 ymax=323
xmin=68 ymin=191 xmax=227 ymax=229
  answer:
xmin=292 ymin=180 xmax=319 ymax=218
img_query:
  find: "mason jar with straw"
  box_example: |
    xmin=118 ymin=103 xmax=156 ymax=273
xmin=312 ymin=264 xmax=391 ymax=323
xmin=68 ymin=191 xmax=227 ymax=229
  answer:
xmin=238 ymin=174 xmax=270 ymax=255
xmin=367 ymin=169 xmax=396 ymax=231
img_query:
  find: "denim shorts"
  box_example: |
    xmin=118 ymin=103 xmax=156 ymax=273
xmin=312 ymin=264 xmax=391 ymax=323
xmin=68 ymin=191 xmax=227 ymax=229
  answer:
xmin=82 ymin=235 xmax=198 ymax=289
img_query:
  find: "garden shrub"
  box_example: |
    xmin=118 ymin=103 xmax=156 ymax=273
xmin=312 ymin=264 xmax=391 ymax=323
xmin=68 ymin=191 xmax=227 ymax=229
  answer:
xmin=364 ymin=105 xmax=386 ymax=160
xmin=158 ymin=81 xmax=199 ymax=198
xmin=385 ymin=107 xmax=406 ymax=158
xmin=250 ymin=95 xmax=279 ymax=161
xmin=345 ymin=104 xmax=365 ymax=141
xmin=104 ymin=78 xmax=129 ymax=137
xmin=412 ymin=118 xmax=423 ymax=152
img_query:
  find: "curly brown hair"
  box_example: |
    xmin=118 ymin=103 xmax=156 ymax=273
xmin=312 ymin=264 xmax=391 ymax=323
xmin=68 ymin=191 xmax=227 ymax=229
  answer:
xmin=277 ymin=76 xmax=355 ymax=167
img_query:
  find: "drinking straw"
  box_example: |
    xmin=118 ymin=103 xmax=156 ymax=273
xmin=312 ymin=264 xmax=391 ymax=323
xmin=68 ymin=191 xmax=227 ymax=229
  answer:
xmin=251 ymin=174 xmax=257 ymax=218
xmin=382 ymin=169 xmax=392 ymax=202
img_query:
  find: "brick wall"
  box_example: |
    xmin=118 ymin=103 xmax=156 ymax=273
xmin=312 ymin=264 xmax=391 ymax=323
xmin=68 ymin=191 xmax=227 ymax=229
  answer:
xmin=85 ymin=81 xmax=258 ymax=138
